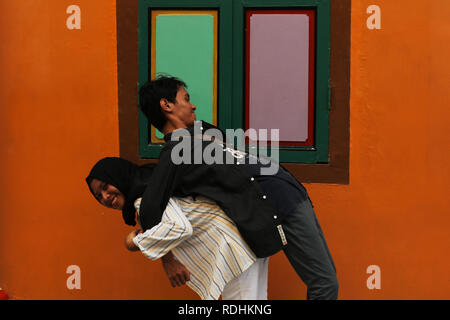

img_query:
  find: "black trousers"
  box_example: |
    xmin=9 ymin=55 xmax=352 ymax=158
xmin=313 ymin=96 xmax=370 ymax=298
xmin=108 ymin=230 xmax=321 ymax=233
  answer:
xmin=282 ymin=199 xmax=339 ymax=300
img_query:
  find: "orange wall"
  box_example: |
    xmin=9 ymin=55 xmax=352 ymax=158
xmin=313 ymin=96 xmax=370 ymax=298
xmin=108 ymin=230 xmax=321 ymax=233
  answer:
xmin=0 ymin=0 xmax=449 ymax=299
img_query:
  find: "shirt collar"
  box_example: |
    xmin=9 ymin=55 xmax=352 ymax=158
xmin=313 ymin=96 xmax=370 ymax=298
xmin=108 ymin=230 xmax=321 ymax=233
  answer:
xmin=164 ymin=126 xmax=194 ymax=142
xmin=164 ymin=121 xmax=207 ymax=142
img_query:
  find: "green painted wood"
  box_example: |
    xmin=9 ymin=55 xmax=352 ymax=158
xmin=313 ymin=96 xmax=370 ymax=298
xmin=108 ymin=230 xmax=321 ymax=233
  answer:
xmin=138 ymin=0 xmax=233 ymax=158
xmin=154 ymin=13 xmax=215 ymax=139
xmin=232 ymin=0 xmax=331 ymax=164
xmin=139 ymin=0 xmax=330 ymax=163
xmin=315 ymin=0 xmax=331 ymax=163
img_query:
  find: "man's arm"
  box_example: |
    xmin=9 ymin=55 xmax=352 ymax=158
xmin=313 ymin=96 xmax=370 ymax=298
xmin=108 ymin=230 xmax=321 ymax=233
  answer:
xmin=139 ymin=145 xmax=183 ymax=231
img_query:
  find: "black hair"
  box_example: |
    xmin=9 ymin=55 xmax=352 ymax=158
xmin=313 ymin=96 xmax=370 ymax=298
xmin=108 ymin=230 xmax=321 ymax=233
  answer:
xmin=138 ymin=74 xmax=187 ymax=132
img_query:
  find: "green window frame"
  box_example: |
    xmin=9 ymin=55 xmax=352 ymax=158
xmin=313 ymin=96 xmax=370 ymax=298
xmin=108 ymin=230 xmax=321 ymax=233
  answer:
xmin=138 ymin=0 xmax=233 ymax=158
xmin=231 ymin=0 xmax=330 ymax=163
xmin=117 ymin=0 xmax=350 ymax=183
xmin=138 ymin=0 xmax=330 ymax=163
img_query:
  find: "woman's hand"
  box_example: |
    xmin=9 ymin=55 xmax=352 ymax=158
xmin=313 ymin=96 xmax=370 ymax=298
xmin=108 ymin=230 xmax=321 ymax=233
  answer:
xmin=161 ymin=251 xmax=191 ymax=287
xmin=124 ymin=228 xmax=143 ymax=251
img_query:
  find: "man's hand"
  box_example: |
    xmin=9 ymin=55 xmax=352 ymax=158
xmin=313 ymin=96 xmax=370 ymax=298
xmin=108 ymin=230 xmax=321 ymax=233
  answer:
xmin=161 ymin=251 xmax=190 ymax=287
xmin=125 ymin=228 xmax=142 ymax=251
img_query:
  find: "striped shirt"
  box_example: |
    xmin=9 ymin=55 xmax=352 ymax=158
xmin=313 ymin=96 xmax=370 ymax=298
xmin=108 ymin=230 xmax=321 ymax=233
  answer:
xmin=132 ymin=195 xmax=257 ymax=300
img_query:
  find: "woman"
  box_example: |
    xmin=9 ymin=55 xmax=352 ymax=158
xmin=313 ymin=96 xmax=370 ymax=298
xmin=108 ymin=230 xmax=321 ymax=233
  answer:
xmin=85 ymin=157 xmax=269 ymax=300
xmin=86 ymin=157 xmax=155 ymax=225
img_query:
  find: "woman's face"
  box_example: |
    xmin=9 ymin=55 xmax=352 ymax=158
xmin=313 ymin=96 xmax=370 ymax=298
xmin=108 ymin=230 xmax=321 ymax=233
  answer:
xmin=89 ymin=178 xmax=125 ymax=210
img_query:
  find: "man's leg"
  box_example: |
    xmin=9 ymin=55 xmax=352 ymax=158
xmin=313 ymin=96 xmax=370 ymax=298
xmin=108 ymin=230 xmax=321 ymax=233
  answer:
xmin=221 ymin=258 xmax=269 ymax=300
xmin=282 ymin=200 xmax=339 ymax=300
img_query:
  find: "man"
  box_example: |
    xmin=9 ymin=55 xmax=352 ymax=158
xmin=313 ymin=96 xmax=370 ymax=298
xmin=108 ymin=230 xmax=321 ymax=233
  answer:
xmin=132 ymin=75 xmax=339 ymax=299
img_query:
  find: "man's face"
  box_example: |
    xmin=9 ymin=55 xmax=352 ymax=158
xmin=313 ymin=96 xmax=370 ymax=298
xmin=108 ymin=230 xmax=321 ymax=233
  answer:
xmin=89 ymin=178 xmax=125 ymax=210
xmin=170 ymin=86 xmax=197 ymax=127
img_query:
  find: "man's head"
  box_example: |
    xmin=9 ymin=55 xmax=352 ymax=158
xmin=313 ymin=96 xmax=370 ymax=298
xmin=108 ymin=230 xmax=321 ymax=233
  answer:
xmin=139 ymin=75 xmax=197 ymax=133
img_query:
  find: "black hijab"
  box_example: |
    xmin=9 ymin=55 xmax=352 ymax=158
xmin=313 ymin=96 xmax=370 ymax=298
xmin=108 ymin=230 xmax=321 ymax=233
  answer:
xmin=86 ymin=157 xmax=156 ymax=226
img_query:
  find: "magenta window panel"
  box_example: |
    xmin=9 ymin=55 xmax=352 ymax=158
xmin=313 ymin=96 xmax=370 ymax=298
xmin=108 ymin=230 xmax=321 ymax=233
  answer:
xmin=246 ymin=10 xmax=315 ymax=145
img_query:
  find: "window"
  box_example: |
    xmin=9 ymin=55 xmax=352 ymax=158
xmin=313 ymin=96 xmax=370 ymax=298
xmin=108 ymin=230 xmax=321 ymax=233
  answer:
xmin=234 ymin=3 xmax=330 ymax=164
xmin=117 ymin=0 xmax=350 ymax=183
